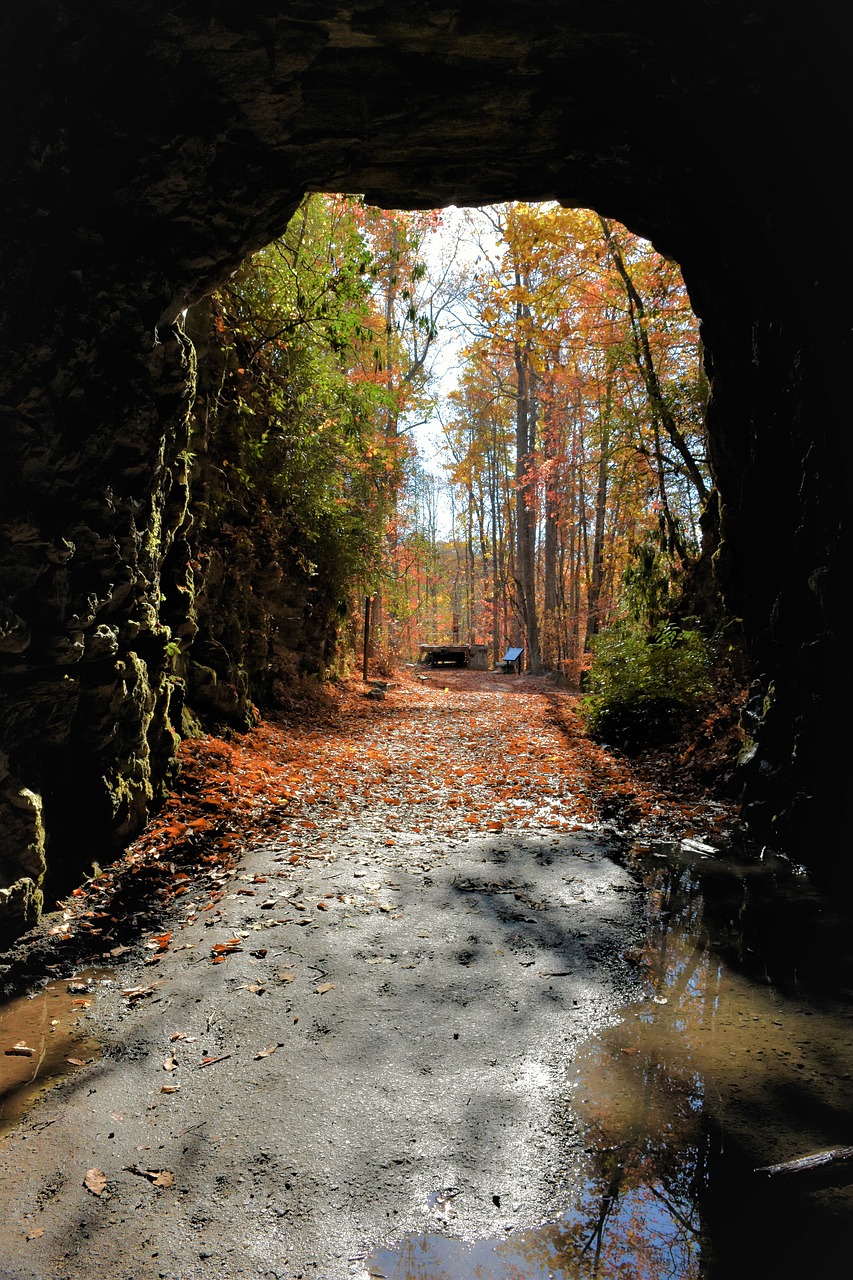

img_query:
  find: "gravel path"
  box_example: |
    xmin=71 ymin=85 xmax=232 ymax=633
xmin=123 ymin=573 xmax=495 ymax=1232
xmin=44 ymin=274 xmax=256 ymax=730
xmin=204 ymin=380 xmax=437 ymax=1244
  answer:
xmin=0 ymin=671 xmax=701 ymax=1280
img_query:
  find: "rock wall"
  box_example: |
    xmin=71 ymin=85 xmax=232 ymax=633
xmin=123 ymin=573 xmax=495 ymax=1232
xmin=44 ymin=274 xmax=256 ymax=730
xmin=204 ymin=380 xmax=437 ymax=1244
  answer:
xmin=1 ymin=3 xmax=850 ymax=936
xmin=177 ymin=297 xmax=342 ymax=728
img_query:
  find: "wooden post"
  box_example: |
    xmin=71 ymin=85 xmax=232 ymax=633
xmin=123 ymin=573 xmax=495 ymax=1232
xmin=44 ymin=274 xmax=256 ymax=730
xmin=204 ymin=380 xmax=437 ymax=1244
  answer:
xmin=362 ymin=595 xmax=372 ymax=682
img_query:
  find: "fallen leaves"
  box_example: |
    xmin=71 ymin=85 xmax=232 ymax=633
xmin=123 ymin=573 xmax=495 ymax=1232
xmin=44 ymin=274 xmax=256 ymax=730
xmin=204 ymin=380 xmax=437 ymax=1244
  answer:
xmin=146 ymin=931 xmax=172 ymax=952
xmin=124 ymin=1165 xmax=176 ymax=1188
xmin=315 ymin=983 xmax=336 ymax=995
xmin=84 ymin=1168 xmax=107 ymax=1196
xmin=210 ymin=936 xmax=243 ymax=962
xmin=254 ymin=1044 xmax=278 ymax=1059
xmin=121 ymin=982 xmax=163 ymax=1004
xmin=5 ymin=1043 xmax=35 ymax=1057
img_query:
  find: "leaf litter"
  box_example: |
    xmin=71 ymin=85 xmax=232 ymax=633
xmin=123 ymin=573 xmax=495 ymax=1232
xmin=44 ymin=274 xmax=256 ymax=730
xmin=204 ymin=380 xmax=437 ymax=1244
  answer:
xmin=0 ymin=668 xmax=744 ymax=1276
xmin=47 ymin=669 xmax=734 ymax=970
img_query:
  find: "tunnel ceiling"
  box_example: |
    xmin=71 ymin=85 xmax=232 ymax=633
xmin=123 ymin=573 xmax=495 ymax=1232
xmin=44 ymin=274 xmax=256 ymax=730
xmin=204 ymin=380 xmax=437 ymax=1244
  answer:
xmin=4 ymin=2 xmax=829 ymax=326
xmin=1 ymin=4 xmax=850 ymax=938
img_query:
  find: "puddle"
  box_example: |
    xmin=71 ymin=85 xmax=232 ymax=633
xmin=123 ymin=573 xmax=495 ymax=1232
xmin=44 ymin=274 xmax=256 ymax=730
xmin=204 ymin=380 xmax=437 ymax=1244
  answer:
xmin=365 ymin=842 xmax=853 ymax=1279
xmin=0 ymin=969 xmax=110 ymax=1138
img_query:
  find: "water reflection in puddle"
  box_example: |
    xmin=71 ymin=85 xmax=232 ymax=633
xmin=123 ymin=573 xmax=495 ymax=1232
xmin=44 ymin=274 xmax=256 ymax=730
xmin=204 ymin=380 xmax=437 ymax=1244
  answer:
xmin=366 ymin=842 xmax=853 ymax=1279
xmin=0 ymin=969 xmax=110 ymax=1137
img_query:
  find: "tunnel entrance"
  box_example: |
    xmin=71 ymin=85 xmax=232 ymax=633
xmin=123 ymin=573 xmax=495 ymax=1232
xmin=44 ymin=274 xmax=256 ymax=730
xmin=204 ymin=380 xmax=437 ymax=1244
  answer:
xmin=190 ymin=193 xmax=719 ymax=733
xmin=1 ymin=5 xmax=848 ymax=941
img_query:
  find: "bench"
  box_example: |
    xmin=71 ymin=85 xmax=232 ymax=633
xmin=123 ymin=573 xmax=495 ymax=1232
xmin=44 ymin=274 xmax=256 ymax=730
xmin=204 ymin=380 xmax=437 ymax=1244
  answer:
xmin=498 ymin=646 xmax=524 ymax=674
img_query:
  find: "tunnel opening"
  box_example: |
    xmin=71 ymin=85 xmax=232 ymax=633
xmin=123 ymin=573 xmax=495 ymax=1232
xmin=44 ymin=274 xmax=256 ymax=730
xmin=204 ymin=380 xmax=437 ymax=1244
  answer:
xmin=1 ymin=4 xmax=848 ymax=944
xmin=186 ymin=193 xmax=728 ymax=731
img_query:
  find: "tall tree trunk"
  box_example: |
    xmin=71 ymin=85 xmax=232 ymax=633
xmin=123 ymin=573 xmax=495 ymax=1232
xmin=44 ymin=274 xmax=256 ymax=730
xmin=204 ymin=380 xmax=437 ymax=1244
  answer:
xmin=541 ymin=383 xmax=559 ymax=671
xmin=488 ymin=430 xmax=502 ymax=664
xmin=597 ymin=216 xmax=708 ymax=532
xmin=585 ymin=380 xmax=612 ymax=648
xmin=513 ymin=280 xmax=542 ymax=673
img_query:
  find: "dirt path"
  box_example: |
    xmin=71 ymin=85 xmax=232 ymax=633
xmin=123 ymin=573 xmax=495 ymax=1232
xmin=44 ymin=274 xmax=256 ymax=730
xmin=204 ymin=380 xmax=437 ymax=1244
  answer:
xmin=0 ymin=670 xmax=730 ymax=1280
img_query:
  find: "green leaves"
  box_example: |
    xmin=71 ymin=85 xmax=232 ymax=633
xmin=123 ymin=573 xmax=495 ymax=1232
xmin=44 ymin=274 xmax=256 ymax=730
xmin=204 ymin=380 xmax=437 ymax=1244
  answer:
xmin=580 ymin=621 xmax=712 ymax=752
xmin=210 ymin=194 xmax=402 ymax=588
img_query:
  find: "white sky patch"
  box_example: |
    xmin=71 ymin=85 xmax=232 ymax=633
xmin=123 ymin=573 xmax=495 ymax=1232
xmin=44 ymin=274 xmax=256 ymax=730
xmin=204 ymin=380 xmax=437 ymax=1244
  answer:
xmin=404 ymin=205 xmax=501 ymax=521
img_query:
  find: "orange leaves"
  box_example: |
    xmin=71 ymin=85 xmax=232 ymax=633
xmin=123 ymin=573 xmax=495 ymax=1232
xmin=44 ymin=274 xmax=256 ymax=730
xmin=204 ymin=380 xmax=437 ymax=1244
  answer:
xmin=51 ymin=667 xmax=715 ymax=972
xmin=210 ymin=936 xmax=243 ymax=963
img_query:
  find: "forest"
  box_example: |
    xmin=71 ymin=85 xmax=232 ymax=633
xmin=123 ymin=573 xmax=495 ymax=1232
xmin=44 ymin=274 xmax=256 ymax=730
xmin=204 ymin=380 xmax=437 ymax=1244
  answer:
xmin=191 ymin=193 xmax=734 ymax=761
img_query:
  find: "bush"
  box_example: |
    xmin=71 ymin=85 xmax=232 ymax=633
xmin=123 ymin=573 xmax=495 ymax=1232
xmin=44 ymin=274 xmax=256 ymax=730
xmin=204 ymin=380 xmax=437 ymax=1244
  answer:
xmin=580 ymin=621 xmax=712 ymax=752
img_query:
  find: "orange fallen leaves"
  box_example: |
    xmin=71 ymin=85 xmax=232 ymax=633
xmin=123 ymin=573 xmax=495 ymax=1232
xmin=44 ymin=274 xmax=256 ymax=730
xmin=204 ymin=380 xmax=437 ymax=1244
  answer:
xmin=51 ymin=669 xmax=730 ymax=958
xmin=210 ymin=937 xmax=243 ymax=959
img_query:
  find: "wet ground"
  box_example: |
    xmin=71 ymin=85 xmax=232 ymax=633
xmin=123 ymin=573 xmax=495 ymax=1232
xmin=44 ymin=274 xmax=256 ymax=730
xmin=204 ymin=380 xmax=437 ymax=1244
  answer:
xmin=367 ymin=840 xmax=853 ymax=1279
xmin=1 ymin=671 xmax=851 ymax=1279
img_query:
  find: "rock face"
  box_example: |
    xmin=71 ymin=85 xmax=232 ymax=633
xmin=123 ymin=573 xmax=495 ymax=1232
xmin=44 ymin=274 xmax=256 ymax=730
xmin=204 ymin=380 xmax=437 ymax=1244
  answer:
xmin=0 ymin=4 xmax=849 ymax=934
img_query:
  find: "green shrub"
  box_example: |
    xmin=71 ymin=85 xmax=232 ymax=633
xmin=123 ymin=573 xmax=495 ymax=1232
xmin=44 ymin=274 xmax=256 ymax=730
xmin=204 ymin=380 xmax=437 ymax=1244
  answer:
xmin=580 ymin=621 xmax=712 ymax=751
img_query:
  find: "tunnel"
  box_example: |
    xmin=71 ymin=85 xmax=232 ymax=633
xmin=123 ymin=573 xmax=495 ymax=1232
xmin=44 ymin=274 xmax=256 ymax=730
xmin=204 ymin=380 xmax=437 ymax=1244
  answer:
xmin=0 ymin=3 xmax=849 ymax=936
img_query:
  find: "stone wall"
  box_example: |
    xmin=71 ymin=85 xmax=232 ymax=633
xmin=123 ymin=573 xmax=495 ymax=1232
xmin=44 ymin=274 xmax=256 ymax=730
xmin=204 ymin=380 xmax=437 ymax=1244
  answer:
xmin=177 ymin=297 xmax=341 ymax=729
xmin=1 ymin=3 xmax=850 ymax=937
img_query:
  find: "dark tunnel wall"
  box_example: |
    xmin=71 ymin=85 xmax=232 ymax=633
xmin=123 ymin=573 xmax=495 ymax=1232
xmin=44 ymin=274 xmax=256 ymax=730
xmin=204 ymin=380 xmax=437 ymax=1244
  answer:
xmin=1 ymin=3 xmax=850 ymax=935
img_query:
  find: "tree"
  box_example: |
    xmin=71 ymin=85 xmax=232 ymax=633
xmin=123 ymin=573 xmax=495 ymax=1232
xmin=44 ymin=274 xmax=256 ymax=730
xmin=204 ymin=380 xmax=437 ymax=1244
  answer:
xmin=434 ymin=202 xmax=709 ymax=673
